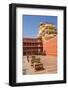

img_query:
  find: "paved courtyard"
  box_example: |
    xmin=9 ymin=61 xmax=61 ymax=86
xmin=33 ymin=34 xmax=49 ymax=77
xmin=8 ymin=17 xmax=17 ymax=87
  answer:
xmin=23 ymin=55 xmax=57 ymax=75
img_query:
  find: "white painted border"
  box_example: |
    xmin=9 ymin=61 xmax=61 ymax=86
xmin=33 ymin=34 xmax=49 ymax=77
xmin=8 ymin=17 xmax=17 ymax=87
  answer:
xmin=16 ymin=7 xmax=64 ymax=83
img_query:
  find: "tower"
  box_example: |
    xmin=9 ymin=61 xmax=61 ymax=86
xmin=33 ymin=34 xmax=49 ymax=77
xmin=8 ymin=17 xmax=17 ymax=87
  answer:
xmin=37 ymin=22 xmax=57 ymax=40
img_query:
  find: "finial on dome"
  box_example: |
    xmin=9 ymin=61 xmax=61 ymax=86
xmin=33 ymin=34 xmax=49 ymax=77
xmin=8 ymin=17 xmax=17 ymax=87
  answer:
xmin=39 ymin=22 xmax=45 ymax=26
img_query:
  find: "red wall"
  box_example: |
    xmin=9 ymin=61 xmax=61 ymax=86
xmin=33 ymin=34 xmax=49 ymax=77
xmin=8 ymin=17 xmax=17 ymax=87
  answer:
xmin=43 ymin=36 xmax=57 ymax=56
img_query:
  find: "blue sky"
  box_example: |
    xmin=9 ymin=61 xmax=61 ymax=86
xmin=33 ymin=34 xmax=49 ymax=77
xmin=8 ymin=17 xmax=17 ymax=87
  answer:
xmin=23 ymin=15 xmax=57 ymax=38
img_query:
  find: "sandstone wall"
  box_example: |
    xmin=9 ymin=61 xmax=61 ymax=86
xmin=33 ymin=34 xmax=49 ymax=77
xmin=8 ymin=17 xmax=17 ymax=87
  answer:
xmin=43 ymin=36 xmax=57 ymax=56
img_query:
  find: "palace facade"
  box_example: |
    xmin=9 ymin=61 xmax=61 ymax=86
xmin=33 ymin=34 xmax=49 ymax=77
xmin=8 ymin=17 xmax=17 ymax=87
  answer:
xmin=23 ymin=38 xmax=46 ymax=56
